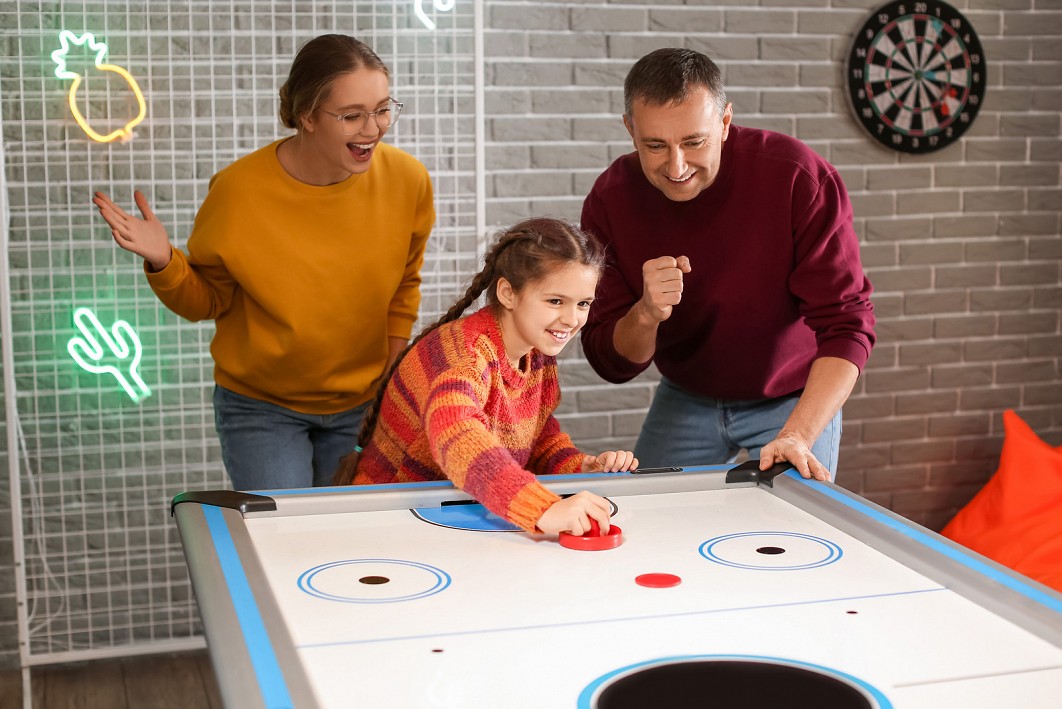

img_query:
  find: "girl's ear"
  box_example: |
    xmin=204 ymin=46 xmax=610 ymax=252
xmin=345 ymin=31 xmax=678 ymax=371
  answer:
xmin=496 ymin=277 xmax=516 ymax=310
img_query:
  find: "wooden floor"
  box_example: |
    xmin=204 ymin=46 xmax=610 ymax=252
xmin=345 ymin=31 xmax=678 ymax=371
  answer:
xmin=0 ymin=650 xmax=221 ymax=709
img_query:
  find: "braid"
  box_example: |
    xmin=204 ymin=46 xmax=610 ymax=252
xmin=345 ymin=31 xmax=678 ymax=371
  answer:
xmin=332 ymin=230 xmax=530 ymax=485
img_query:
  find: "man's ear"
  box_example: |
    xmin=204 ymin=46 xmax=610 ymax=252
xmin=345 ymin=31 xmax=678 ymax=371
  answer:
xmin=623 ymin=114 xmax=635 ymax=142
xmin=496 ymin=277 xmax=516 ymax=310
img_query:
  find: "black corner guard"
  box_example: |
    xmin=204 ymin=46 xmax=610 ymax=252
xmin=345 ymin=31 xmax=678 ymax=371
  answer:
xmin=725 ymin=459 xmax=793 ymax=487
xmin=171 ymin=490 xmax=278 ymax=517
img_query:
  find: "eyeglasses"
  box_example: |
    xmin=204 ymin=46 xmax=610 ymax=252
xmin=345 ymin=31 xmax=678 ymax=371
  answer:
xmin=319 ymin=99 xmax=403 ymax=135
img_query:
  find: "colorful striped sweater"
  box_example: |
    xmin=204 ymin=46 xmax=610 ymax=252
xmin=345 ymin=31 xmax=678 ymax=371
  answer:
xmin=353 ymin=307 xmax=585 ymax=532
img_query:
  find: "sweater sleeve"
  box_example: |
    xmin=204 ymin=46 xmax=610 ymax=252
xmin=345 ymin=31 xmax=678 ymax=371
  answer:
xmin=527 ymin=414 xmax=584 ymax=476
xmin=144 ymin=245 xmax=238 ymax=322
xmin=579 ymin=188 xmax=655 ymax=383
xmin=789 ymin=170 xmax=876 ymax=370
xmin=387 ymin=168 xmax=435 ymax=341
xmin=424 ymin=364 xmax=561 ymax=533
xmin=144 ymin=176 xmax=239 ymax=323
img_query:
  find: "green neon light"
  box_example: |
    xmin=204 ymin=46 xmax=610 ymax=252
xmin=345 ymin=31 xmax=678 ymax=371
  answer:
xmin=67 ymin=307 xmax=152 ymax=403
xmin=415 ymin=0 xmax=456 ymax=29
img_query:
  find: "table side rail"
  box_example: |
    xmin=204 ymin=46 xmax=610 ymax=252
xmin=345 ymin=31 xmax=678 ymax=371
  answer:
xmin=243 ymin=468 xmax=745 ymax=519
xmin=174 ymin=503 xmax=322 ymax=709
xmin=771 ymin=473 xmax=1062 ymax=648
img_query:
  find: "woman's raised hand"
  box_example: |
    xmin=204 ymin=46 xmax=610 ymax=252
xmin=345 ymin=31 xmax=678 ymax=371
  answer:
xmin=93 ymin=190 xmax=173 ymax=271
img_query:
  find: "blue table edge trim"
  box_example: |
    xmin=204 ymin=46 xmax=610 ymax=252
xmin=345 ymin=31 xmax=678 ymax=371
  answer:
xmin=263 ymin=464 xmax=736 ymax=497
xmin=785 ymin=470 xmax=1062 ymax=615
xmin=169 ymin=465 xmax=739 ymax=510
xmin=200 ymin=505 xmax=295 ymax=708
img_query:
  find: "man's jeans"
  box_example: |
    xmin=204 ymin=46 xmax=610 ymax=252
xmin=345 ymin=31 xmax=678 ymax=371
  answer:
xmin=634 ymin=377 xmax=841 ymax=474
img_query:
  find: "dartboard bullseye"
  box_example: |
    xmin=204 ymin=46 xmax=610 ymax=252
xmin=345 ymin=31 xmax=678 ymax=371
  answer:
xmin=846 ymin=0 xmax=986 ymax=154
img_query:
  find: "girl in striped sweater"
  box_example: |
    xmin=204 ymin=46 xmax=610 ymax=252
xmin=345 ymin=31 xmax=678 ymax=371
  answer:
xmin=334 ymin=217 xmax=637 ymax=536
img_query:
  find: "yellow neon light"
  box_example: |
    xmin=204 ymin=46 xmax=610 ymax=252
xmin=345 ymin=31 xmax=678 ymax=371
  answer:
xmin=51 ymin=30 xmax=147 ymax=143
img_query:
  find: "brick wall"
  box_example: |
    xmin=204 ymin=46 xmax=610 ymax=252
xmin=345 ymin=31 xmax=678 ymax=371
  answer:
xmin=483 ymin=0 xmax=1062 ymax=529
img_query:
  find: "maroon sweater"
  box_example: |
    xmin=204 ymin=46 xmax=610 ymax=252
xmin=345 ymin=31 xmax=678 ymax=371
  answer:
xmin=580 ymin=124 xmax=875 ymax=401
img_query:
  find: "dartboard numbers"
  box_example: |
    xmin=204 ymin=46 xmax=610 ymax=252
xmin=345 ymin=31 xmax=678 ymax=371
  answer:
xmin=846 ymin=0 xmax=986 ymax=154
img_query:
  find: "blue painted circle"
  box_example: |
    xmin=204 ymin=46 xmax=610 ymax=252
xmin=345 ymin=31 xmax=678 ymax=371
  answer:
xmin=296 ymin=559 xmax=451 ymax=603
xmin=413 ymin=504 xmax=522 ymax=532
xmin=413 ymin=498 xmax=617 ymax=532
xmin=577 ymin=654 xmax=892 ymax=708
xmin=699 ymin=531 xmax=843 ymax=570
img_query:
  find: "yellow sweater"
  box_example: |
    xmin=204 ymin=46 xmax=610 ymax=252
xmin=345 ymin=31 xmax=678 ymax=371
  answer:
xmin=146 ymin=139 xmax=435 ymax=414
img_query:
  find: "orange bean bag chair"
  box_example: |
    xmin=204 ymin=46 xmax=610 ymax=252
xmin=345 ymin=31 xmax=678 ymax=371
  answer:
xmin=941 ymin=409 xmax=1062 ymax=592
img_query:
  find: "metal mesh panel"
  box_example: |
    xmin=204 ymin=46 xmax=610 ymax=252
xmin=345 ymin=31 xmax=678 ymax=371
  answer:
xmin=1 ymin=0 xmax=480 ymax=663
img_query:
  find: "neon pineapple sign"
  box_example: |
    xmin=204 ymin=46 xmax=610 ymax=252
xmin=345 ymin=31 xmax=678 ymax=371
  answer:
xmin=51 ymin=30 xmax=147 ymax=143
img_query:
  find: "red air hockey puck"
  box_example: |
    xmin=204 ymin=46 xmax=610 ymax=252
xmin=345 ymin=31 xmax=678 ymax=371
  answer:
xmin=559 ymin=520 xmax=623 ymax=551
xmin=635 ymin=573 xmax=682 ymax=588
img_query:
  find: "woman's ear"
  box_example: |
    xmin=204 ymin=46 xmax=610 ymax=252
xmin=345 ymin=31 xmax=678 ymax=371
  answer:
xmin=496 ymin=277 xmax=516 ymax=310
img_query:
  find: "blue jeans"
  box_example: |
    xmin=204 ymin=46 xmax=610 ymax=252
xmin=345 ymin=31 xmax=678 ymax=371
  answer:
xmin=634 ymin=377 xmax=841 ymax=473
xmin=213 ymin=385 xmax=368 ymax=491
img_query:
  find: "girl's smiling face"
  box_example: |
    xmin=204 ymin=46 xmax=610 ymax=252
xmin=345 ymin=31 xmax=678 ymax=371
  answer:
xmin=496 ymin=262 xmax=601 ymax=367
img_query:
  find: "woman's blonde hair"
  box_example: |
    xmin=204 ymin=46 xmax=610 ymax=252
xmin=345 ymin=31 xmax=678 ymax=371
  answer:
xmin=278 ymin=34 xmax=389 ymax=129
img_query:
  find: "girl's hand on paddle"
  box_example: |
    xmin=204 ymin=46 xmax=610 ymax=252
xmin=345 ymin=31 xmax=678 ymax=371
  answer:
xmin=537 ymin=491 xmax=611 ymax=535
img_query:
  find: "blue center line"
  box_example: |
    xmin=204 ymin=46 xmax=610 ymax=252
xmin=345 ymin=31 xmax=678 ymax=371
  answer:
xmin=295 ymin=586 xmax=946 ymax=650
xmin=893 ymin=663 xmax=1062 ymax=689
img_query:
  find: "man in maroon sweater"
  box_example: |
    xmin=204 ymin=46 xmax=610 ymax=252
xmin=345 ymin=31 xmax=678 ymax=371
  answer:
xmin=580 ymin=48 xmax=875 ymax=481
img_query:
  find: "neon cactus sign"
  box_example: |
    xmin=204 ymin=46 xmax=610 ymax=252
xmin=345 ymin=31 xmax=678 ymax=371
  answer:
xmin=51 ymin=30 xmax=147 ymax=143
xmin=67 ymin=307 xmax=152 ymax=403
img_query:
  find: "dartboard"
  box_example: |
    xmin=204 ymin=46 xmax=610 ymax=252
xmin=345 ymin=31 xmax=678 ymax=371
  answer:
xmin=846 ymin=0 xmax=986 ymax=154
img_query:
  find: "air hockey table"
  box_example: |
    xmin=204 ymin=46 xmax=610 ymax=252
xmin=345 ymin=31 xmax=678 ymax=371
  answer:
xmin=172 ymin=463 xmax=1062 ymax=708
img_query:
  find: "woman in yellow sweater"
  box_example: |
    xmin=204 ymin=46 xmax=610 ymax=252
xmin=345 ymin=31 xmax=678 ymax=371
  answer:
xmin=92 ymin=35 xmax=435 ymax=490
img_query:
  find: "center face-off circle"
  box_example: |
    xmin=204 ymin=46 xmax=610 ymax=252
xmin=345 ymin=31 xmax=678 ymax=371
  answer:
xmin=699 ymin=531 xmax=843 ymax=570
xmin=846 ymin=0 xmax=985 ymax=154
xmin=297 ymin=559 xmax=451 ymax=603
